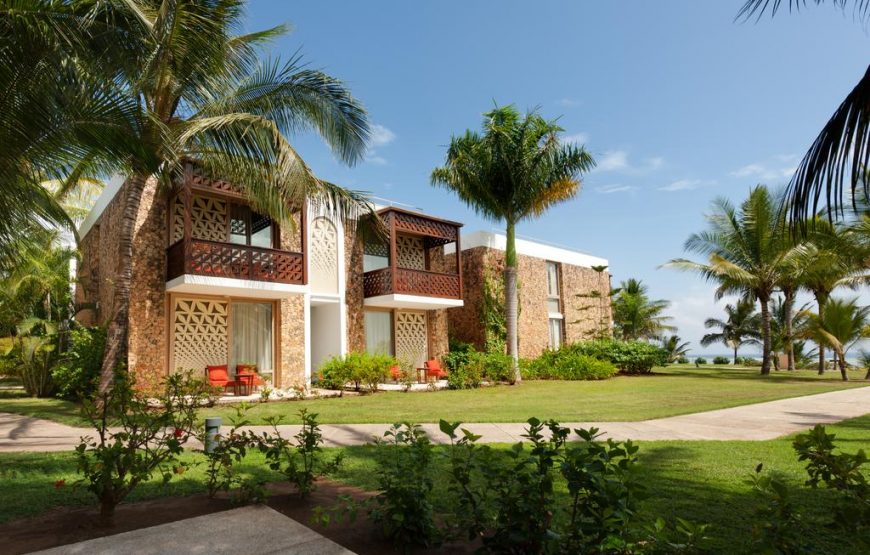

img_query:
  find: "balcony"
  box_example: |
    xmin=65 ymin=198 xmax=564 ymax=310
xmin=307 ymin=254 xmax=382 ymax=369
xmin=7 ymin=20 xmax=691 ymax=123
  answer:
xmin=165 ymin=163 xmax=307 ymax=298
xmin=362 ymin=207 xmax=464 ymax=310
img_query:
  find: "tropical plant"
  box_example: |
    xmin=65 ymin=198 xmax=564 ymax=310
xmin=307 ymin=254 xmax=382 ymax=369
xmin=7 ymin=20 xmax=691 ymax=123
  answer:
xmin=700 ymin=299 xmax=762 ymax=365
xmin=661 ymin=334 xmax=690 ymax=363
xmin=737 ymin=1 xmax=870 ymax=222
xmin=6 ymin=1 xmax=372 ymax=396
xmin=770 ymin=295 xmax=812 ymax=371
xmin=799 ymin=297 xmax=870 ymax=381
xmin=667 ymin=186 xmax=801 ymax=374
xmin=611 ymin=278 xmax=674 ymax=341
xmin=431 ymin=105 xmax=595 ymax=382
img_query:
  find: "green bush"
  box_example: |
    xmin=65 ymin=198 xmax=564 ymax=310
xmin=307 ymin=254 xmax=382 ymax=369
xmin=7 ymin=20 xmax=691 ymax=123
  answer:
xmin=695 ymin=357 xmax=707 ymax=366
xmin=52 ymin=326 xmax=105 ymax=400
xmin=712 ymin=356 xmax=730 ymax=365
xmin=316 ymin=352 xmax=395 ymax=392
xmin=676 ymin=355 xmax=690 ymax=364
xmin=522 ymin=348 xmax=616 ymax=380
xmin=539 ymin=339 xmax=667 ymax=375
xmin=443 ymin=340 xmax=475 ymax=374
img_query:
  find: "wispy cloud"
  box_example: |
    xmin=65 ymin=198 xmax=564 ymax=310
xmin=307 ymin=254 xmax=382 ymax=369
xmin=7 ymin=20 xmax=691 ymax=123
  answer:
xmin=557 ymin=98 xmax=581 ymax=107
xmin=370 ymin=124 xmax=396 ymax=147
xmin=730 ymin=155 xmax=796 ymax=182
xmin=562 ymin=132 xmax=589 ymax=145
xmin=594 ymin=184 xmax=634 ymax=194
xmin=366 ymin=155 xmax=388 ymax=166
xmin=596 ymin=150 xmax=629 ymax=171
xmin=592 ymin=150 xmax=663 ymax=175
xmin=658 ymin=179 xmax=705 ymax=192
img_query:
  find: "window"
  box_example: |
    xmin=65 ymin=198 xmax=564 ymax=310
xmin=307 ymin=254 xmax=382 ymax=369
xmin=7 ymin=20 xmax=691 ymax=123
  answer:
xmin=229 ymin=204 xmax=275 ymax=248
xmin=364 ymin=239 xmax=390 ymax=272
xmin=364 ymin=311 xmax=393 ymax=355
xmin=230 ymin=302 xmax=273 ymax=375
xmin=546 ymin=261 xmax=561 ymax=313
xmin=548 ymin=317 xmax=563 ymax=350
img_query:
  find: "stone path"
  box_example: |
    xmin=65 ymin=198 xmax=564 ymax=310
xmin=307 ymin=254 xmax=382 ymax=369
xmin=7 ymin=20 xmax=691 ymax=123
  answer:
xmin=31 ymin=505 xmax=354 ymax=555
xmin=2 ymin=386 xmax=869 ymax=452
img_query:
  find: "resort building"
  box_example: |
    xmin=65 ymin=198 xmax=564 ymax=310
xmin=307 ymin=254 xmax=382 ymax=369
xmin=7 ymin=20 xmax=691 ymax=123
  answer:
xmin=74 ymin=164 xmax=463 ymax=389
xmin=445 ymin=231 xmax=612 ymax=358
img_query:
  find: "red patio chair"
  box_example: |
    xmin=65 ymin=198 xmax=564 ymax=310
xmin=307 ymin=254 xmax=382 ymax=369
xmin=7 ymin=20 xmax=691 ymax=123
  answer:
xmin=235 ymin=365 xmax=266 ymax=388
xmin=206 ymin=365 xmax=238 ymax=395
xmin=390 ymin=365 xmax=402 ymax=381
xmin=424 ymin=359 xmax=447 ymax=381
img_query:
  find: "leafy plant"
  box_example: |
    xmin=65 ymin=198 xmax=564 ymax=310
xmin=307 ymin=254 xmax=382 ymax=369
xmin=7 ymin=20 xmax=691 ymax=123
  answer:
xmin=74 ymin=372 xmax=208 ymax=526
xmin=523 ymin=349 xmax=616 ymax=380
xmin=748 ymin=464 xmax=805 ymax=554
xmin=201 ymin=405 xmax=257 ymax=500
xmin=712 ymin=356 xmax=730 ymax=365
xmin=8 ymin=334 xmax=58 ymax=397
xmin=316 ymin=352 xmax=396 ymax=393
xmin=440 ymin=420 xmax=494 ymax=541
xmin=694 ymin=357 xmax=707 ymax=366
xmin=51 ymin=326 xmax=105 ymax=400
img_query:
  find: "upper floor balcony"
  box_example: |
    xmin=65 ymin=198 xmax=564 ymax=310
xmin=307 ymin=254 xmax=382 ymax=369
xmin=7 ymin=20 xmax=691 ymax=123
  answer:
xmin=165 ymin=163 xmax=307 ymax=298
xmin=362 ymin=207 xmax=464 ymax=310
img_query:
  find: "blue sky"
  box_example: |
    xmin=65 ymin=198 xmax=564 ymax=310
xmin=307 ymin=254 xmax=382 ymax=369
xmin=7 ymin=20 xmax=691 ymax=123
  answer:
xmin=249 ymin=1 xmax=870 ymax=355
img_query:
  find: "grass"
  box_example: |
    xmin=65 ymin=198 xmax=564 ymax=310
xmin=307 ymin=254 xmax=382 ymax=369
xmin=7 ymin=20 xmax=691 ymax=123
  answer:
xmin=0 ymin=366 xmax=866 ymax=428
xmin=2 ymin=413 xmax=869 ymax=553
xmin=205 ymin=365 xmax=869 ymax=425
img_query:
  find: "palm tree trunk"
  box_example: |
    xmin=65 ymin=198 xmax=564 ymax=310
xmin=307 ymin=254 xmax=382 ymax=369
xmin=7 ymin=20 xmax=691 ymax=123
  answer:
xmin=816 ymin=293 xmax=827 ymax=374
xmin=733 ymin=344 xmax=738 ymax=365
xmin=504 ymin=220 xmax=520 ymax=384
xmin=784 ymin=288 xmax=795 ymax=371
xmin=97 ymin=175 xmax=147 ymax=395
xmin=760 ymin=295 xmax=772 ymax=375
xmin=837 ymin=350 xmax=849 ymax=381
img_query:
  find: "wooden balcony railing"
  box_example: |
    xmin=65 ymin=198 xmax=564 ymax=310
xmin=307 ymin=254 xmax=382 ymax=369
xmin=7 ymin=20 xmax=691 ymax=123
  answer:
xmin=166 ymin=239 xmax=304 ymax=285
xmin=363 ymin=267 xmax=461 ymax=299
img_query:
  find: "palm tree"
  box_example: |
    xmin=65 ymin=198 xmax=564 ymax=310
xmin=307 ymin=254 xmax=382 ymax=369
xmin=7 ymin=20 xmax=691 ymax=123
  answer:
xmin=700 ymin=300 xmax=761 ymax=365
xmin=769 ymin=295 xmax=812 ymax=370
xmin=611 ymin=278 xmax=674 ymax=341
xmin=737 ymin=1 xmax=870 ymax=221
xmin=799 ymin=297 xmax=870 ymax=381
xmin=661 ymin=335 xmax=690 ymax=363
xmin=7 ymin=2 xmax=372 ymax=394
xmin=666 ymin=186 xmax=800 ymax=374
xmin=431 ymin=105 xmax=595 ymax=382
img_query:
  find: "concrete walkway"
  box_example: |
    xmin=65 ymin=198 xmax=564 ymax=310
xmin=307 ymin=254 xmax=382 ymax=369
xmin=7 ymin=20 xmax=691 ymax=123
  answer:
xmin=2 ymin=386 xmax=870 ymax=452
xmin=32 ymin=505 xmax=354 ymax=555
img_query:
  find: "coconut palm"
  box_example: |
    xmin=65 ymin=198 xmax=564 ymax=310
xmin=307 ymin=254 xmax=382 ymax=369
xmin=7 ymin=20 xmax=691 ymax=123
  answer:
xmin=611 ymin=278 xmax=674 ymax=341
xmin=661 ymin=335 xmax=690 ymax=363
xmin=666 ymin=186 xmax=801 ymax=374
xmin=700 ymin=299 xmax=762 ymax=365
xmin=770 ymin=295 xmax=812 ymax=370
xmin=799 ymin=297 xmax=870 ymax=381
xmin=737 ymin=1 xmax=870 ymax=221
xmin=431 ymin=105 xmax=595 ymax=382
xmin=6 ymin=1 xmax=372 ymax=394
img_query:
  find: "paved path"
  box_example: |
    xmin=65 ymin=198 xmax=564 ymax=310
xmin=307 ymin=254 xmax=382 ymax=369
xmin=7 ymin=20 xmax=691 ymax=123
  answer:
xmin=32 ymin=504 xmax=354 ymax=555
xmin=2 ymin=387 xmax=869 ymax=452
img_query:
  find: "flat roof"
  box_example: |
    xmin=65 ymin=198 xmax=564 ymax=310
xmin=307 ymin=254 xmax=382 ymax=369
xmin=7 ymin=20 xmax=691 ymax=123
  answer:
xmin=444 ymin=230 xmax=609 ymax=269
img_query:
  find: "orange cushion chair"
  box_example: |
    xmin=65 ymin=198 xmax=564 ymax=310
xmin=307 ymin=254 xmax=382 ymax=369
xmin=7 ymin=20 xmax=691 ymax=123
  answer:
xmin=424 ymin=359 xmax=447 ymax=380
xmin=207 ymin=365 xmax=237 ymax=394
xmin=235 ymin=365 xmax=266 ymax=387
xmin=390 ymin=365 xmax=402 ymax=381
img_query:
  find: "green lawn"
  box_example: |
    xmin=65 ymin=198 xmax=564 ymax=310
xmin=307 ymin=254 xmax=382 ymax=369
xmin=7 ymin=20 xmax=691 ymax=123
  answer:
xmin=205 ymin=365 xmax=869 ymax=425
xmin=0 ymin=366 xmax=866 ymax=427
xmin=2 ymin=413 xmax=869 ymax=553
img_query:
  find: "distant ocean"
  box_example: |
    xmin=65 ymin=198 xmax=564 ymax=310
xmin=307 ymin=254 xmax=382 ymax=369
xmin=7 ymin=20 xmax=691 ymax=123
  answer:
xmin=687 ymin=353 xmax=861 ymax=365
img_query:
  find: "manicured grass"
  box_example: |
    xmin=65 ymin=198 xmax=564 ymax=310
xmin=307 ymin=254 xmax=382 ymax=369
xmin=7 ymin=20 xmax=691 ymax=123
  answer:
xmin=0 ymin=389 xmax=90 ymax=427
xmin=205 ymin=365 xmax=869 ymax=425
xmin=2 ymin=414 xmax=868 ymax=553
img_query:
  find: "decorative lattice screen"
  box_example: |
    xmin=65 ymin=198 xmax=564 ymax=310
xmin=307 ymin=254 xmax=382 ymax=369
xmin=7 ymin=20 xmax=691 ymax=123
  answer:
xmin=394 ymin=310 xmax=428 ymax=368
xmin=396 ymin=235 xmax=425 ymax=270
xmin=310 ymin=217 xmax=338 ymax=294
xmin=172 ymin=298 xmax=228 ymax=373
xmin=171 ymin=195 xmax=228 ymax=243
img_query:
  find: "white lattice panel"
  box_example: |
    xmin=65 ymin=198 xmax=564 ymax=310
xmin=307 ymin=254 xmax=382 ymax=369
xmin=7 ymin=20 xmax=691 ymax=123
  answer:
xmin=172 ymin=298 xmax=228 ymax=372
xmin=396 ymin=235 xmax=425 ymax=270
xmin=170 ymin=195 xmax=228 ymax=243
xmin=394 ymin=310 xmax=427 ymax=368
xmin=310 ymin=217 xmax=338 ymax=294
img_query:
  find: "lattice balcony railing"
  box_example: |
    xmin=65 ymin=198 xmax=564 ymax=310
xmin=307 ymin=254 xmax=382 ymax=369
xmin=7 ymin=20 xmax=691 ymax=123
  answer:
xmin=363 ymin=267 xmax=461 ymax=299
xmin=167 ymin=239 xmax=304 ymax=285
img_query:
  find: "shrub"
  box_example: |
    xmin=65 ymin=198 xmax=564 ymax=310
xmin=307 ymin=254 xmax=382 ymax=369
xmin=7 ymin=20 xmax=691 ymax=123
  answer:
xmin=677 ymin=355 xmax=690 ymax=364
xmin=695 ymin=357 xmax=707 ymax=366
xmin=443 ymin=340 xmax=475 ymax=374
xmin=535 ymin=339 xmax=667 ymax=375
xmin=316 ymin=352 xmax=395 ymax=393
xmin=446 ymin=358 xmax=483 ymax=389
xmin=477 ymin=351 xmax=514 ymax=383
xmin=75 ymin=372 xmax=209 ymax=526
xmin=523 ymin=348 xmax=617 ymax=381
xmin=7 ymin=335 xmax=58 ymax=397
xmin=712 ymin=356 xmax=730 ymax=365
xmin=52 ymin=326 xmax=105 ymax=400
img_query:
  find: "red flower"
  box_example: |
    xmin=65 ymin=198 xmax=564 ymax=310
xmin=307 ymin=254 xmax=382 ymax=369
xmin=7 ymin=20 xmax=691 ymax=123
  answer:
xmin=54 ymin=479 xmax=65 ymax=489
xmin=173 ymin=428 xmax=183 ymax=439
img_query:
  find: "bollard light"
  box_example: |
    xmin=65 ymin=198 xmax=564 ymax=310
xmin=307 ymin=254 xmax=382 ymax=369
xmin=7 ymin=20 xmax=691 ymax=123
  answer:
xmin=204 ymin=417 xmax=222 ymax=453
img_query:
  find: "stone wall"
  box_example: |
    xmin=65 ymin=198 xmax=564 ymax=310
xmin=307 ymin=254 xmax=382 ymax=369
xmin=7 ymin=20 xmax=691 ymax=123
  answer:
xmin=344 ymin=224 xmax=366 ymax=353
xmin=278 ymin=295 xmax=305 ymax=387
xmin=447 ymin=246 xmax=612 ymax=358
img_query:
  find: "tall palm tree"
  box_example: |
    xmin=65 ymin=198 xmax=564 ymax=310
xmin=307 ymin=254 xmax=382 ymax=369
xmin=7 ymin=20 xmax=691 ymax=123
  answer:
xmin=700 ymin=299 xmax=761 ymax=365
xmin=611 ymin=278 xmax=674 ymax=341
xmin=737 ymin=1 xmax=870 ymax=221
xmin=6 ymin=1 xmax=372 ymax=394
xmin=769 ymin=295 xmax=812 ymax=370
xmin=661 ymin=335 xmax=690 ymax=363
xmin=666 ymin=186 xmax=801 ymax=374
xmin=431 ymin=105 xmax=595 ymax=382
xmin=799 ymin=297 xmax=870 ymax=381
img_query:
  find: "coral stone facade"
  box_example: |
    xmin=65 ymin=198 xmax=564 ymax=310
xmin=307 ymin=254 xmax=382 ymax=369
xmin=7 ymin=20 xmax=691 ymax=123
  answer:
xmin=445 ymin=231 xmax=612 ymax=359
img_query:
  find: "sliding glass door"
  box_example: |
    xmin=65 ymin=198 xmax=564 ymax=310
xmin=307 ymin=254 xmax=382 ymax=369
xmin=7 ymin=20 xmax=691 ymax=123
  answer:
xmin=230 ymin=302 xmax=273 ymax=374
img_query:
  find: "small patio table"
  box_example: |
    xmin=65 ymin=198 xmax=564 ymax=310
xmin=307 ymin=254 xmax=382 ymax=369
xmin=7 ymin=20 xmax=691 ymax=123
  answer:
xmin=235 ymin=372 xmax=255 ymax=396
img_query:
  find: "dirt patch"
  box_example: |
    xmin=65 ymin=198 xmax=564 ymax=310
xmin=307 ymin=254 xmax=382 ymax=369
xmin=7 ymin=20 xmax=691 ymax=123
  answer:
xmin=0 ymin=480 xmax=476 ymax=555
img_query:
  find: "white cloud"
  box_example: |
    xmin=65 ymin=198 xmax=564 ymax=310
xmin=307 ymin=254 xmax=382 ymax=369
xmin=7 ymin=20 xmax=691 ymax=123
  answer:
xmin=594 ymin=184 xmax=634 ymax=194
xmin=647 ymin=157 xmax=665 ymax=170
xmin=557 ymin=98 xmax=581 ymax=107
xmin=730 ymin=156 xmax=797 ymax=182
xmin=658 ymin=179 xmax=704 ymax=192
xmin=369 ymin=124 xmax=396 ymax=147
xmin=366 ymin=155 xmax=388 ymax=165
xmin=596 ymin=150 xmax=629 ymax=171
xmin=591 ymin=150 xmax=664 ymax=175
xmin=562 ymin=132 xmax=589 ymax=145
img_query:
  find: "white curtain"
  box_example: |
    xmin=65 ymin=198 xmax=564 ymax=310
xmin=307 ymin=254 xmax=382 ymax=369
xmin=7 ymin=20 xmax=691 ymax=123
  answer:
xmin=364 ymin=311 xmax=393 ymax=355
xmin=231 ymin=303 xmax=273 ymax=375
